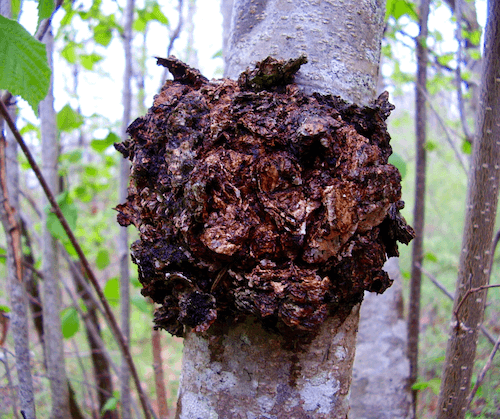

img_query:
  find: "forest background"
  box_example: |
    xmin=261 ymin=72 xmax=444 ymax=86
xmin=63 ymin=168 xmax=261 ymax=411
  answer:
xmin=0 ymin=0 xmax=498 ymax=418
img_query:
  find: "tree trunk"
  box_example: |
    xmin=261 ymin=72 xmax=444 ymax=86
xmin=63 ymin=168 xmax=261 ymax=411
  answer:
xmin=39 ymin=29 xmax=71 ymax=419
xmin=119 ymin=0 xmax=134 ymax=416
xmin=437 ymin=1 xmax=500 ymax=417
xmin=176 ymin=1 xmax=385 ymax=417
xmin=408 ymin=0 xmax=430 ymax=414
xmin=0 ymin=2 xmax=36 ymax=418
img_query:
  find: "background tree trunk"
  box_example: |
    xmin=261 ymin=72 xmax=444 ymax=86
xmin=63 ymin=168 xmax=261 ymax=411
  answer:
xmin=40 ymin=29 xmax=71 ymax=419
xmin=408 ymin=0 xmax=430 ymax=414
xmin=175 ymin=1 xmax=385 ymax=417
xmin=0 ymin=2 xmax=36 ymax=418
xmin=119 ymin=0 xmax=134 ymax=416
xmin=437 ymin=0 xmax=500 ymax=417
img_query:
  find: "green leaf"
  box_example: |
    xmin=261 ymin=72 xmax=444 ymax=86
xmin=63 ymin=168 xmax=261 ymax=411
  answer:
xmin=388 ymin=152 xmax=407 ymax=179
xmin=437 ymin=53 xmax=454 ymax=67
xmin=131 ymin=294 xmax=151 ymax=314
xmin=0 ymin=304 xmax=11 ymax=313
xmin=412 ymin=378 xmax=441 ymax=395
xmin=60 ymin=307 xmax=80 ymax=339
xmin=73 ymin=185 xmax=93 ymax=203
xmin=104 ymin=277 xmax=119 ymax=307
xmin=385 ymin=0 xmax=418 ymax=21
xmin=462 ymin=28 xmax=482 ymax=46
xmin=37 ymin=0 xmax=55 ymax=33
xmin=57 ymin=104 xmax=84 ymax=132
xmin=461 ymin=139 xmax=472 ymax=155
xmin=0 ymin=246 xmax=5 ymax=264
xmin=0 ymin=16 xmax=51 ymax=116
xmin=424 ymin=140 xmax=438 ymax=151
xmin=151 ymin=3 xmax=169 ymax=24
xmin=19 ymin=122 xmax=39 ymax=136
xmin=61 ymin=42 xmax=79 ymax=64
xmin=60 ymin=149 xmax=83 ymax=164
xmin=90 ymin=131 xmax=120 ymax=152
xmin=101 ymin=393 xmax=119 ymax=413
xmin=93 ymin=22 xmax=113 ymax=46
xmin=424 ymin=252 xmax=438 ymax=262
xmin=133 ymin=17 xmax=147 ymax=32
xmin=46 ymin=192 xmax=78 ymax=240
xmin=80 ymin=53 xmax=104 ymax=70
xmin=11 ymin=0 xmax=21 ymax=20
xmin=212 ymin=49 xmax=223 ymax=59
xmin=96 ymin=249 xmax=110 ymax=270
xmin=84 ymin=164 xmax=99 ymax=177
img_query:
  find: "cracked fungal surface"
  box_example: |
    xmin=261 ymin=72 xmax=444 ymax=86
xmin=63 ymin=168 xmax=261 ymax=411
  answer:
xmin=115 ymin=56 xmax=414 ymax=337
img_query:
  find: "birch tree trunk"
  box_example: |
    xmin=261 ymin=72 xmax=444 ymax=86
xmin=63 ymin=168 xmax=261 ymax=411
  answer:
xmin=40 ymin=29 xmax=71 ymax=419
xmin=175 ymin=1 xmax=385 ymax=417
xmin=120 ymin=0 xmax=134 ymax=417
xmin=437 ymin=1 xmax=500 ymax=417
xmin=0 ymin=2 xmax=36 ymax=418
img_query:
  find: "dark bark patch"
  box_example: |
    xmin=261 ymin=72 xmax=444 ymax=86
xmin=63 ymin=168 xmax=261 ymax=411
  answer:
xmin=115 ymin=56 xmax=414 ymax=336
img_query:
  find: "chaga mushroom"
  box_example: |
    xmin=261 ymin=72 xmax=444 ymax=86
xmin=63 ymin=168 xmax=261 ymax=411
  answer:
xmin=115 ymin=55 xmax=415 ymax=337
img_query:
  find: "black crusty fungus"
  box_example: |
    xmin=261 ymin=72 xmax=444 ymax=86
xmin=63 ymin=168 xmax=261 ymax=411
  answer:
xmin=115 ymin=55 xmax=415 ymax=337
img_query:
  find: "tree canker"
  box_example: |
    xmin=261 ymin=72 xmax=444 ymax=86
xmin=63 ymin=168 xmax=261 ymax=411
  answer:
xmin=115 ymin=56 xmax=415 ymax=337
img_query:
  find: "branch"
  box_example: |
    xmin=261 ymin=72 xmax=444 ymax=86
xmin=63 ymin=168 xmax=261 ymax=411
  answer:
xmin=466 ymin=331 xmax=500 ymax=410
xmin=454 ymin=282 xmax=500 ymax=331
xmin=416 ymin=84 xmax=469 ymax=173
xmin=0 ymin=99 xmax=153 ymax=419
xmin=419 ymin=264 xmax=496 ymax=346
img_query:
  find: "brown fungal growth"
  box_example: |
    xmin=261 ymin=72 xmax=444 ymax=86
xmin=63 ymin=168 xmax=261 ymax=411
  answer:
xmin=115 ymin=56 xmax=415 ymax=337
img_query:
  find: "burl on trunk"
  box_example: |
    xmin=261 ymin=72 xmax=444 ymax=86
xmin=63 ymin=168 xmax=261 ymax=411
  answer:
xmin=115 ymin=56 xmax=413 ymax=338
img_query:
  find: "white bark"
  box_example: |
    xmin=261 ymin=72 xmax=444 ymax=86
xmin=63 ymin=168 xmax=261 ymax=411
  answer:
xmin=40 ymin=30 xmax=71 ymax=419
xmin=120 ymin=0 xmax=134 ymax=416
xmin=0 ymin=2 xmax=36 ymax=418
xmin=224 ymin=0 xmax=385 ymax=105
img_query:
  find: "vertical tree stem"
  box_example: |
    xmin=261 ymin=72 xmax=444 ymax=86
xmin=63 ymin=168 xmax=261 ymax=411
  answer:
xmin=407 ymin=0 xmax=430 ymax=415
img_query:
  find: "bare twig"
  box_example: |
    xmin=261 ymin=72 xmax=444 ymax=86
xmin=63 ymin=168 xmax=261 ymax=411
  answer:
xmin=466 ymin=331 xmax=500 ymax=410
xmin=1 ymin=347 xmax=20 ymax=419
xmin=416 ymin=84 xmax=469 ymax=173
xmin=454 ymin=282 xmax=500 ymax=330
xmin=0 ymin=98 xmax=153 ymax=419
xmin=161 ymin=0 xmax=184 ymax=84
xmin=419 ymin=264 xmax=496 ymax=345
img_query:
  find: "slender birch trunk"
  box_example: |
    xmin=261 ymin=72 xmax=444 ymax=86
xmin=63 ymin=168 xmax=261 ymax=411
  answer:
xmin=120 ymin=0 xmax=134 ymax=417
xmin=39 ymin=29 xmax=71 ymax=419
xmin=437 ymin=1 xmax=500 ymax=417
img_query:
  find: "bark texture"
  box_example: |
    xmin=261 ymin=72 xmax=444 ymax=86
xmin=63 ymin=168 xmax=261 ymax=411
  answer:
xmin=437 ymin=1 xmax=500 ymax=417
xmin=224 ymin=0 xmax=385 ymax=105
xmin=40 ymin=29 xmax=71 ymax=419
xmin=351 ymin=257 xmax=411 ymax=419
xmin=119 ymin=0 xmax=134 ymax=416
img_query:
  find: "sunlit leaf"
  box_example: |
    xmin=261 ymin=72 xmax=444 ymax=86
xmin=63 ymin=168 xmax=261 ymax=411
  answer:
xmin=57 ymin=104 xmax=84 ymax=132
xmin=0 ymin=16 xmax=51 ymax=115
xmin=91 ymin=131 xmax=119 ymax=152
xmin=412 ymin=378 xmax=441 ymax=395
xmin=93 ymin=22 xmax=112 ymax=46
xmin=424 ymin=252 xmax=438 ymax=262
xmin=19 ymin=122 xmax=39 ymax=136
xmin=60 ymin=307 xmax=80 ymax=339
xmin=80 ymin=53 xmax=104 ymax=70
xmin=385 ymin=0 xmax=418 ymax=21
xmin=151 ymin=3 xmax=168 ymax=24
xmin=424 ymin=140 xmax=438 ymax=152
xmin=0 ymin=304 xmax=11 ymax=313
xmin=461 ymin=139 xmax=472 ymax=155
xmin=37 ymin=0 xmax=55 ymax=33
xmin=61 ymin=42 xmax=79 ymax=64
xmin=104 ymin=277 xmax=119 ymax=307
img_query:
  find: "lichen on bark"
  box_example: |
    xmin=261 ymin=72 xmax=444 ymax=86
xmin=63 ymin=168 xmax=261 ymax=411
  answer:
xmin=115 ymin=56 xmax=414 ymax=337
